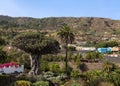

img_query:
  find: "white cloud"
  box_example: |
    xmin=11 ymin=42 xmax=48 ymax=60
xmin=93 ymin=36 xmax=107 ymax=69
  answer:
xmin=0 ymin=0 xmax=26 ymax=17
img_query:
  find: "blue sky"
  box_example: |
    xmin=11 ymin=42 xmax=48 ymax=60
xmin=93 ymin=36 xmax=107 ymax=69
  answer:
xmin=0 ymin=0 xmax=120 ymax=19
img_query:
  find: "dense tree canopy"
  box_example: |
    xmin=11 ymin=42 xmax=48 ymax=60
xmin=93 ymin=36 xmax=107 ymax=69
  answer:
xmin=12 ymin=32 xmax=60 ymax=75
xmin=12 ymin=32 xmax=60 ymax=55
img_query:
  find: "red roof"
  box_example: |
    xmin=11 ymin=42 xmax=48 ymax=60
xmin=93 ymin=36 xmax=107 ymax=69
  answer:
xmin=0 ymin=62 xmax=19 ymax=68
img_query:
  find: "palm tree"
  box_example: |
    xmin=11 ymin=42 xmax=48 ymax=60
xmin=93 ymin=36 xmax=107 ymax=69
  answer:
xmin=102 ymin=60 xmax=118 ymax=73
xmin=57 ymin=24 xmax=75 ymax=75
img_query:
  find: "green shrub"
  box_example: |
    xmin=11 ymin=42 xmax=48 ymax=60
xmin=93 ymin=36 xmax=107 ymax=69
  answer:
xmin=64 ymin=80 xmax=82 ymax=86
xmin=95 ymin=41 xmax=119 ymax=48
xmin=70 ymin=70 xmax=80 ymax=79
xmin=60 ymin=64 xmax=73 ymax=75
xmin=74 ymin=53 xmax=82 ymax=64
xmin=43 ymin=71 xmax=54 ymax=79
xmin=110 ymin=72 xmax=120 ymax=86
xmin=85 ymin=51 xmax=103 ymax=62
xmin=74 ymin=53 xmax=82 ymax=62
xmin=60 ymin=73 xmax=68 ymax=80
xmin=32 ymin=81 xmax=49 ymax=86
xmin=41 ymin=54 xmax=65 ymax=62
xmin=41 ymin=61 xmax=49 ymax=72
xmin=102 ymin=61 xmax=118 ymax=73
xmin=14 ymin=80 xmax=32 ymax=86
xmin=68 ymin=46 xmax=76 ymax=51
xmin=48 ymin=76 xmax=61 ymax=85
xmin=82 ymin=70 xmax=104 ymax=86
xmin=70 ymin=82 xmax=82 ymax=86
xmin=49 ymin=63 xmax=60 ymax=73
xmin=43 ymin=72 xmax=62 ymax=85
xmin=67 ymin=52 xmax=74 ymax=61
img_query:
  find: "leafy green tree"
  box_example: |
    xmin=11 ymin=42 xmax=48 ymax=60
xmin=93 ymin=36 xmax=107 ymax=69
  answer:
xmin=12 ymin=32 xmax=60 ymax=75
xmin=57 ymin=24 xmax=75 ymax=75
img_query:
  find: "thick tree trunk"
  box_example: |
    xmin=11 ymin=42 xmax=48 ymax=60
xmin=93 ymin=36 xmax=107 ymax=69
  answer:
xmin=29 ymin=55 xmax=40 ymax=75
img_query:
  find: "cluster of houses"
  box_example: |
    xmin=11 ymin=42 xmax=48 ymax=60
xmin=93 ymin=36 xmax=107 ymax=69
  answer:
xmin=0 ymin=62 xmax=24 ymax=74
xmin=97 ymin=47 xmax=120 ymax=53
xmin=68 ymin=44 xmax=120 ymax=53
xmin=76 ymin=46 xmax=120 ymax=53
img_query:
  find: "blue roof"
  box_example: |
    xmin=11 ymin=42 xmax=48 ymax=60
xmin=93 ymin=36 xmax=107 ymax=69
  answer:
xmin=97 ymin=47 xmax=112 ymax=53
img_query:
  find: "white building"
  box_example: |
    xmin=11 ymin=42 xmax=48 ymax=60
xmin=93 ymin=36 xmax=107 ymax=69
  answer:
xmin=0 ymin=62 xmax=24 ymax=74
xmin=82 ymin=47 xmax=96 ymax=51
xmin=76 ymin=47 xmax=96 ymax=51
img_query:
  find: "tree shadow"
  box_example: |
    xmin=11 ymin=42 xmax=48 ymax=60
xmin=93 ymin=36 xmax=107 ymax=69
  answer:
xmin=78 ymin=63 xmax=88 ymax=72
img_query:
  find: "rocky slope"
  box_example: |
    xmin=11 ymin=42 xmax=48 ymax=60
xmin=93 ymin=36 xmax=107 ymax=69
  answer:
xmin=0 ymin=15 xmax=120 ymax=32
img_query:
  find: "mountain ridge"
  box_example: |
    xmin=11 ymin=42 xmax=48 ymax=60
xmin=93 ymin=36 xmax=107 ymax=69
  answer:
xmin=0 ymin=15 xmax=120 ymax=32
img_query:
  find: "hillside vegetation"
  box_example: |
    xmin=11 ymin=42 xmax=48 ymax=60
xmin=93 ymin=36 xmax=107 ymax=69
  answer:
xmin=0 ymin=15 xmax=120 ymax=32
xmin=0 ymin=16 xmax=120 ymax=86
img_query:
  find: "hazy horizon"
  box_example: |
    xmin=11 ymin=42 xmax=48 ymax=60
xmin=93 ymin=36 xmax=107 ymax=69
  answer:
xmin=0 ymin=0 xmax=120 ymax=20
